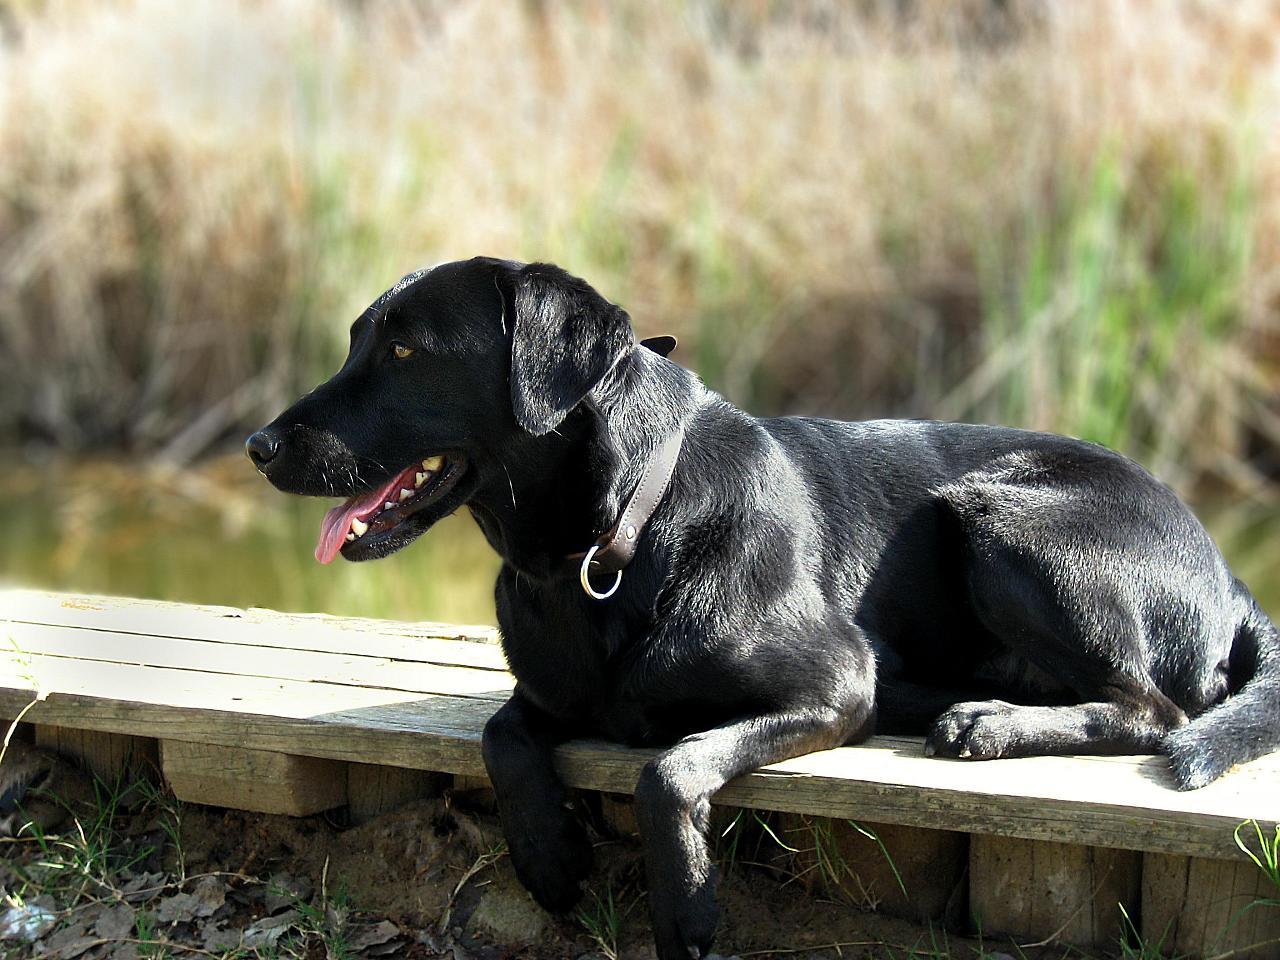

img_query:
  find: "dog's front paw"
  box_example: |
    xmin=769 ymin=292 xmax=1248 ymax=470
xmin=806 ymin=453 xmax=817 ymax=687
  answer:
xmin=925 ymin=700 xmax=1018 ymax=760
xmin=506 ymin=803 xmax=594 ymax=914
xmin=651 ymin=866 xmax=719 ymax=960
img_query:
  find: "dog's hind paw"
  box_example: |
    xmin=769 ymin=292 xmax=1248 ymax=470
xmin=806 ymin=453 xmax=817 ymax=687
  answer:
xmin=1164 ymin=727 xmax=1227 ymax=790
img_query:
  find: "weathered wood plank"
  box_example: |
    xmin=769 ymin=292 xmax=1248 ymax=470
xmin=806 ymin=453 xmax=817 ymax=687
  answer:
xmin=1142 ymin=851 xmax=1280 ymax=960
xmin=2 ymin=589 xmax=505 ymax=669
xmin=3 ymin=590 xmax=1279 ymax=861
xmin=1 ymin=657 xmax=1276 ymax=859
xmin=161 ymin=740 xmax=347 ymax=816
xmin=778 ymin=815 xmax=968 ymax=923
xmin=9 ymin=621 xmax=515 ymax=698
xmin=33 ymin=725 xmax=158 ymax=783
xmin=347 ymin=763 xmax=444 ymax=823
xmin=970 ymin=835 xmax=1141 ymax=948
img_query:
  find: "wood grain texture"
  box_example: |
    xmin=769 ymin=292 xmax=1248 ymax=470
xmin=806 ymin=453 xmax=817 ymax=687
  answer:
xmin=10 ymin=621 xmax=515 ymax=699
xmin=33 ymin=725 xmax=158 ymax=783
xmin=778 ymin=815 xmax=968 ymax=923
xmin=2 ymin=588 xmax=504 ymax=668
xmin=970 ymin=835 xmax=1141 ymax=948
xmin=3 ymin=590 xmax=1279 ymax=860
xmin=1143 ymin=852 xmax=1280 ymax=960
xmin=347 ymin=763 xmax=444 ymax=823
xmin=161 ymin=740 xmax=347 ymax=816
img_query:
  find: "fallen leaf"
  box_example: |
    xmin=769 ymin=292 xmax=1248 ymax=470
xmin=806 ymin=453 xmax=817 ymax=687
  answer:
xmin=94 ymin=904 xmax=137 ymax=940
xmin=201 ymin=921 xmax=242 ymax=952
xmin=155 ymin=893 xmax=200 ymax=925
xmin=243 ymin=908 xmax=299 ymax=949
xmin=190 ymin=876 xmax=226 ymax=917
xmin=264 ymin=872 xmax=312 ymax=913
xmin=39 ymin=918 xmax=96 ymax=959
xmin=118 ymin=871 xmax=166 ymax=903
xmin=348 ymin=919 xmax=399 ymax=951
xmin=155 ymin=875 xmax=227 ymax=926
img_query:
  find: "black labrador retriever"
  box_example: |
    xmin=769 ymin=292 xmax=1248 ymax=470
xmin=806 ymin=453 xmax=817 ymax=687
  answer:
xmin=248 ymin=257 xmax=1280 ymax=960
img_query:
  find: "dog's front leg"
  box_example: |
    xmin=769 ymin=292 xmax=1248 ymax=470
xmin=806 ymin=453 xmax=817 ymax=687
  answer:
xmin=482 ymin=688 xmax=593 ymax=913
xmin=634 ymin=704 xmax=871 ymax=960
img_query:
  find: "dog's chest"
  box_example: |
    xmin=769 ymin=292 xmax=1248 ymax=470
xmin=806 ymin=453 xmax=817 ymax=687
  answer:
xmin=496 ymin=586 xmax=696 ymax=742
xmin=496 ymin=579 xmax=628 ymax=718
xmin=500 ymin=627 xmax=738 ymax=747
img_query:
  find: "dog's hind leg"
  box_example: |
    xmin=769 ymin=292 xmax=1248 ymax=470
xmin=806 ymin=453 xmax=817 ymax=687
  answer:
xmin=924 ymin=683 xmax=1187 ymax=760
xmin=928 ymin=469 xmax=1192 ymax=761
xmin=634 ymin=696 xmax=874 ymax=960
xmin=921 ymin=573 xmax=1191 ymax=762
xmin=482 ymin=688 xmax=593 ymax=913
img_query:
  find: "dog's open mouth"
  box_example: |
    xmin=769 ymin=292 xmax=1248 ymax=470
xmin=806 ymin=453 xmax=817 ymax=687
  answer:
xmin=315 ymin=455 xmax=465 ymax=564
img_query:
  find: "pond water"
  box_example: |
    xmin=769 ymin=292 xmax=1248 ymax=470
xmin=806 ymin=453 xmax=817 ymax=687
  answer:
xmin=2 ymin=456 xmax=1277 ymax=626
xmin=0 ymin=457 xmax=500 ymax=625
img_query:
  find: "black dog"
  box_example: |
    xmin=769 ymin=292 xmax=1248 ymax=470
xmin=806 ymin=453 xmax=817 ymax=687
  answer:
xmin=248 ymin=257 xmax=1280 ymax=960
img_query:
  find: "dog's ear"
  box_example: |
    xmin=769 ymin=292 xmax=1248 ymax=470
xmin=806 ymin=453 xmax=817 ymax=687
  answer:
xmin=640 ymin=335 xmax=678 ymax=357
xmin=503 ymin=263 xmax=634 ymax=436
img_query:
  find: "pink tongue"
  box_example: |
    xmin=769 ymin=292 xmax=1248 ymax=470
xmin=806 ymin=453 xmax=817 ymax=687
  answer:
xmin=315 ymin=468 xmax=417 ymax=565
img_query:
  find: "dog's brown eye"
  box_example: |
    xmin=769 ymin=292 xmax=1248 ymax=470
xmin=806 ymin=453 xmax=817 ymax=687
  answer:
xmin=391 ymin=342 xmax=414 ymax=360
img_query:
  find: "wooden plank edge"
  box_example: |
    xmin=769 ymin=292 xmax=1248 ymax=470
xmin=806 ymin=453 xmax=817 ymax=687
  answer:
xmin=1 ymin=686 xmax=1270 ymax=861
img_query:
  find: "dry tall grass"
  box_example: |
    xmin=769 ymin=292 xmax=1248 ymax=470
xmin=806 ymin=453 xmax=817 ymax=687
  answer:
xmin=1 ymin=0 xmax=1277 ymax=497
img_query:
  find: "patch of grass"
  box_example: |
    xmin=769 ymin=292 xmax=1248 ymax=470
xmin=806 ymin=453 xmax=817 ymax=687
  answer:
xmin=1202 ymin=819 xmax=1280 ymax=958
xmin=574 ymin=878 xmax=641 ymax=960
xmin=848 ymin=821 xmax=908 ymax=901
xmin=286 ymin=870 xmax=354 ymax=960
xmin=1119 ymin=901 xmax=1183 ymax=960
xmin=711 ymin=808 xmax=746 ymax=875
xmin=15 ymin=769 xmax=154 ymax=905
xmin=134 ymin=777 xmax=187 ymax=883
xmin=764 ymin=814 xmax=907 ymax=911
xmin=1235 ymin=819 xmax=1280 ymax=897
xmin=133 ymin=908 xmax=168 ymax=960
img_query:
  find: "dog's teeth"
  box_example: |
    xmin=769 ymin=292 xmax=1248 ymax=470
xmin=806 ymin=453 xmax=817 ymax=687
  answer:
xmin=350 ymin=518 xmax=368 ymax=537
xmin=345 ymin=533 xmax=355 ymax=542
xmin=422 ymin=455 xmax=444 ymax=472
xmin=385 ymin=500 xmax=397 ymax=510
xmin=415 ymin=471 xmax=427 ymax=487
xmin=399 ymin=488 xmax=413 ymax=502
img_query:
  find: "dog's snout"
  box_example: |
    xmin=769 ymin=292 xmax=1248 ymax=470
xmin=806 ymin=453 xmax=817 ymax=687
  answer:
xmin=245 ymin=428 xmax=281 ymax=468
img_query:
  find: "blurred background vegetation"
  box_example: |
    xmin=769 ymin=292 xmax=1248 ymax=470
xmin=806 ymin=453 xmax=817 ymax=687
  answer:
xmin=1 ymin=0 xmax=1278 ymax=624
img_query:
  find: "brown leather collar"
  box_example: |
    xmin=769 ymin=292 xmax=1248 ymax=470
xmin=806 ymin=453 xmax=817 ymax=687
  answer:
xmin=568 ymin=424 xmax=685 ymax=593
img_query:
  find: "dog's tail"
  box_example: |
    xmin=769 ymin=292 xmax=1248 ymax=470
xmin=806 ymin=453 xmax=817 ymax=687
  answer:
xmin=1165 ymin=580 xmax=1280 ymax=790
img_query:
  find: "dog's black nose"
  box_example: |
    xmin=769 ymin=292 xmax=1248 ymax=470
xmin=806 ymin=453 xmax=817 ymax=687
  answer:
xmin=245 ymin=429 xmax=281 ymax=467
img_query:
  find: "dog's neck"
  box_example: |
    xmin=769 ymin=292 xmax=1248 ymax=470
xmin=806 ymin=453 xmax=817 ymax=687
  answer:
xmin=467 ymin=346 xmax=700 ymax=579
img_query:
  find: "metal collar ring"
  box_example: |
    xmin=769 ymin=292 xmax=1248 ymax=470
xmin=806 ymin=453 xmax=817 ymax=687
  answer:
xmin=579 ymin=544 xmax=623 ymax=600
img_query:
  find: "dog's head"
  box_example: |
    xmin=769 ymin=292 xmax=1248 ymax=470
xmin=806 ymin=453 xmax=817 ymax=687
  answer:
xmin=246 ymin=257 xmax=635 ymax=563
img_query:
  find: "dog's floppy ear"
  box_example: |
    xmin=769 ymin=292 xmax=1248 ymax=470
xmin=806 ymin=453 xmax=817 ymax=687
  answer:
xmin=503 ymin=262 xmax=635 ymax=436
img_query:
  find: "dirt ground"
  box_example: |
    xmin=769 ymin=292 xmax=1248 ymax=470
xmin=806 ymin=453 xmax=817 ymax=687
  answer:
xmin=0 ymin=745 xmax=1085 ymax=960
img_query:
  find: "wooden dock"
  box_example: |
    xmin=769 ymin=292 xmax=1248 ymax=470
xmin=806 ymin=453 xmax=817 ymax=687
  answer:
xmin=3 ymin=589 xmax=1279 ymax=956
